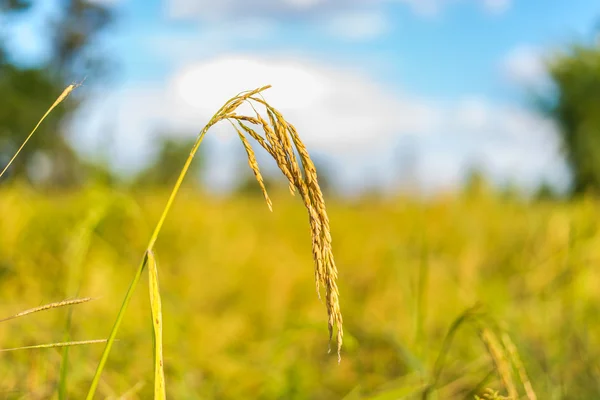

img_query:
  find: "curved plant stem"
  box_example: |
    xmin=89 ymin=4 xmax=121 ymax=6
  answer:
xmin=85 ymin=117 xmax=213 ymax=400
xmin=85 ymin=84 xmax=343 ymax=399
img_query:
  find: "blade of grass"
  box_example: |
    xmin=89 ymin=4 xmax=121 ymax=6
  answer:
xmin=0 ymin=339 xmax=107 ymax=352
xmin=148 ymin=250 xmax=166 ymax=399
xmin=0 ymin=83 xmax=79 ymax=180
xmin=85 ymin=252 xmax=150 ymax=400
xmin=422 ymin=305 xmax=482 ymax=399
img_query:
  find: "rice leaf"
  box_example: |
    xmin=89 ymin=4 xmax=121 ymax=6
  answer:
xmin=148 ymin=250 xmax=166 ymax=399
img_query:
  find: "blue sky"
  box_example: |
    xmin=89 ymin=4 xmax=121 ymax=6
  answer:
xmin=105 ymin=0 xmax=597 ymax=100
xmin=7 ymin=0 xmax=600 ymax=194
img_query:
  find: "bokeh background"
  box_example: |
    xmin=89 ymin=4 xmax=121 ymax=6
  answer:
xmin=2 ymin=1 xmax=600 ymax=399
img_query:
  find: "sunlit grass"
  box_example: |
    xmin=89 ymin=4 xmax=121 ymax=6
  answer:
xmin=1 ymin=186 xmax=599 ymax=398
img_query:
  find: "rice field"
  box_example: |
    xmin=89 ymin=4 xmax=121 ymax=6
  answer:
xmin=1 ymin=184 xmax=599 ymax=399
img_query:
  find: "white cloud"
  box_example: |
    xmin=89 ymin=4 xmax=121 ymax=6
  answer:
xmin=145 ymin=19 xmax=277 ymax=67
xmin=69 ymin=85 xmax=168 ymax=174
xmin=398 ymin=0 xmax=513 ymax=16
xmin=165 ymin=55 xmax=436 ymax=151
xmin=88 ymin=0 xmax=122 ymax=5
xmin=395 ymin=0 xmax=445 ymax=16
xmin=167 ymin=0 xmax=372 ymax=20
xmin=501 ymin=45 xmax=549 ymax=87
xmin=285 ymin=0 xmax=325 ymax=10
xmin=455 ymin=97 xmax=491 ymax=132
xmin=482 ymin=0 xmax=511 ymax=14
xmin=71 ymin=55 xmax=437 ymax=189
xmin=427 ymin=97 xmax=567 ymax=190
xmin=325 ymin=10 xmax=391 ymax=40
xmin=166 ymin=0 xmax=512 ymax=22
xmin=160 ymin=0 xmax=513 ymax=44
xmin=72 ymin=54 xmax=565 ymax=193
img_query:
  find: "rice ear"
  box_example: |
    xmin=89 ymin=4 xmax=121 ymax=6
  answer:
xmin=225 ymin=94 xmax=343 ymax=361
xmin=230 ymin=121 xmax=273 ymax=212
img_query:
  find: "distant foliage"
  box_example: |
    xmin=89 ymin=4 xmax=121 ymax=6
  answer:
xmin=134 ymin=137 xmax=204 ymax=188
xmin=0 ymin=0 xmax=113 ymax=186
xmin=545 ymin=40 xmax=600 ymax=194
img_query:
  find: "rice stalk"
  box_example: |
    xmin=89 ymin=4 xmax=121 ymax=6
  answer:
xmin=0 ymin=83 xmax=79 ymax=180
xmin=242 ymin=96 xmax=343 ymax=357
xmin=425 ymin=305 xmax=483 ymax=397
xmin=478 ymin=327 xmax=518 ymax=399
xmin=475 ymin=317 xmax=537 ymax=400
xmin=86 ymin=84 xmax=343 ymax=399
xmin=86 ymin=251 xmax=151 ymax=400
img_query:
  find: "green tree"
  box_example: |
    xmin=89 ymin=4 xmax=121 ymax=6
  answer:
xmin=0 ymin=0 xmax=113 ymax=186
xmin=544 ymin=40 xmax=600 ymax=194
xmin=133 ymin=136 xmax=204 ymax=188
xmin=0 ymin=0 xmax=30 ymax=12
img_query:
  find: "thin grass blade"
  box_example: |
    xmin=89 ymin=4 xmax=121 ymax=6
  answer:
xmin=0 ymin=339 xmax=107 ymax=352
xmin=85 ymin=253 xmax=149 ymax=400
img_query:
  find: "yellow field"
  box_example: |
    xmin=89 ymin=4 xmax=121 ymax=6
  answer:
xmin=1 ymin=185 xmax=599 ymax=399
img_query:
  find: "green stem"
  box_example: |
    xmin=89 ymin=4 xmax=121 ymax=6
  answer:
xmin=85 ymin=124 xmax=212 ymax=399
xmin=85 ymin=254 xmax=148 ymax=400
xmin=85 ymin=85 xmax=271 ymax=398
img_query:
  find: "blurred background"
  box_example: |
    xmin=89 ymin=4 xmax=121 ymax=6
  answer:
xmin=2 ymin=0 xmax=600 ymax=399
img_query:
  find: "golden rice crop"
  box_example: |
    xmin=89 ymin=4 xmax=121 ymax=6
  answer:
xmin=85 ymin=85 xmax=343 ymax=398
